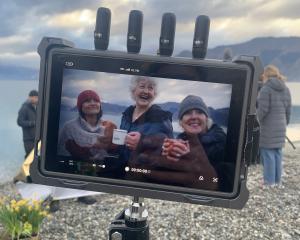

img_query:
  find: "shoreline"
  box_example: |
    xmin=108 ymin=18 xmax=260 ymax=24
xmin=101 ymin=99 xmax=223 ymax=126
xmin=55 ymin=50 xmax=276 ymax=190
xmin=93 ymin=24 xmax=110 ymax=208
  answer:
xmin=1 ymin=144 xmax=300 ymax=239
xmin=0 ymin=125 xmax=299 ymax=186
xmin=286 ymin=126 xmax=300 ymax=142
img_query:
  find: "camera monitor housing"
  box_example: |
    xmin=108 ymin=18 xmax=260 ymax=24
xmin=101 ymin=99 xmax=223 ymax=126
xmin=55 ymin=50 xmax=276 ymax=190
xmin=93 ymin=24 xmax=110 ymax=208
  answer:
xmin=31 ymin=37 xmax=261 ymax=209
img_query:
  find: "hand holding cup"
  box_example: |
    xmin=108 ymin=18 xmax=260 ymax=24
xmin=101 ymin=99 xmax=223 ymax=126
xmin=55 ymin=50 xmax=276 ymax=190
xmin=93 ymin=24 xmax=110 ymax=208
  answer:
xmin=162 ymin=138 xmax=190 ymax=161
xmin=93 ymin=135 xmax=110 ymax=149
xmin=125 ymin=131 xmax=141 ymax=150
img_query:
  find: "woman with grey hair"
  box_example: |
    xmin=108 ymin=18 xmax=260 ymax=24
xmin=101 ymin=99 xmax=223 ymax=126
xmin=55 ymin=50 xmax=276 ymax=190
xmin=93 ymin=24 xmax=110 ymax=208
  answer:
xmin=119 ymin=76 xmax=173 ymax=164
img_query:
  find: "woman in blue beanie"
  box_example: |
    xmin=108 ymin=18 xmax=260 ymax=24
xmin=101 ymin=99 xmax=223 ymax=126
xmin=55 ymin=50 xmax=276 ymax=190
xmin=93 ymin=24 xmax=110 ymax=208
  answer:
xmin=161 ymin=95 xmax=231 ymax=191
xmin=128 ymin=95 xmax=233 ymax=191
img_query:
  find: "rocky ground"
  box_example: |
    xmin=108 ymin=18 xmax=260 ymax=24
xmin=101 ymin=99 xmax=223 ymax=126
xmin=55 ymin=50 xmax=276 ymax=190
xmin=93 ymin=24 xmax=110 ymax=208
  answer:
xmin=1 ymin=144 xmax=299 ymax=240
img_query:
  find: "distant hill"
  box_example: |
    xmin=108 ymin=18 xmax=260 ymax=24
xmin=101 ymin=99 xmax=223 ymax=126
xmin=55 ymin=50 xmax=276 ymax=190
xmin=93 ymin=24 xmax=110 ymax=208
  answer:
xmin=0 ymin=65 xmax=38 ymax=81
xmin=177 ymin=36 xmax=300 ymax=82
xmin=62 ymin=101 xmax=229 ymax=127
xmin=2 ymin=37 xmax=300 ymax=82
xmin=63 ymin=101 xmax=299 ymax=124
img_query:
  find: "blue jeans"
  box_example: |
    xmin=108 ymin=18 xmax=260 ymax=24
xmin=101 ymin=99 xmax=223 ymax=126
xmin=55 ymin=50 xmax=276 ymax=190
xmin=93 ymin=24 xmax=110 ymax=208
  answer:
xmin=260 ymin=148 xmax=282 ymax=185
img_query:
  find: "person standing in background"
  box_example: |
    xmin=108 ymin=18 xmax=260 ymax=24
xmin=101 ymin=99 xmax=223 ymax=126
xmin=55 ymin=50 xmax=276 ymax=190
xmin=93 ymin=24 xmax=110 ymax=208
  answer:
xmin=257 ymin=65 xmax=292 ymax=187
xmin=17 ymin=90 xmax=38 ymax=158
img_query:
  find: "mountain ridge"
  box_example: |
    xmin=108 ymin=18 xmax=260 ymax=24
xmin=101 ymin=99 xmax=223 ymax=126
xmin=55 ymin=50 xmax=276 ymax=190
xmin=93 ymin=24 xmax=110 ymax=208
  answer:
xmin=63 ymin=101 xmax=229 ymax=126
xmin=177 ymin=36 xmax=300 ymax=82
xmin=1 ymin=37 xmax=300 ymax=82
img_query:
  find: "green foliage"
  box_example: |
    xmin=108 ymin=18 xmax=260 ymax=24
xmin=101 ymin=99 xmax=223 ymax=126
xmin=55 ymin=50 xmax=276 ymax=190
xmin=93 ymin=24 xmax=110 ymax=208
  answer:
xmin=0 ymin=198 xmax=50 ymax=239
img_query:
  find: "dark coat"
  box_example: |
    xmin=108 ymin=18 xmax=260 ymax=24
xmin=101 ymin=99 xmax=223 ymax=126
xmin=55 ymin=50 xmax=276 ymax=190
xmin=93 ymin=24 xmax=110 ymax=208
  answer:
xmin=257 ymin=78 xmax=292 ymax=148
xmin=178 ymin=124 xmax=226 ymax=168
xmin=119 ymin=104 xmax=173 ymax=163
xmin=17 ymin=101 xmax=36 ymax=141
xmin=178 ymin=124 xmax=233 ymax=191
xmin=127 ymin=123 xmax=233 ymax=192
xmin=120 ymin=104 xmax=173 ymax=137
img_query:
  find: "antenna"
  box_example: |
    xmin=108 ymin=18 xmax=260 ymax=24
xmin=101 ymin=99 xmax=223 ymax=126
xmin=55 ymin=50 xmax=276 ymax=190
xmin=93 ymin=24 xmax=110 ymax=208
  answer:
xmin=159 ymin=13 xmax=176 ymax=56
xmin=192 ymin=15 xmax=210 ymax=59
xmin=94 ymin=7 xmax=111 ymax=50
xmin=127 ymin=10 xmax=143 ymax=53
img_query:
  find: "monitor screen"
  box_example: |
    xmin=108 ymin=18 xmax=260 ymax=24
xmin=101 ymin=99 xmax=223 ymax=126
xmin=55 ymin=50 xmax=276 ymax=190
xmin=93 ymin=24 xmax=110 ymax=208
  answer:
xmin=42 ymin=53 xmax=248 ymax=196
xmin=49 ymin=67 xmax=235 ymax=191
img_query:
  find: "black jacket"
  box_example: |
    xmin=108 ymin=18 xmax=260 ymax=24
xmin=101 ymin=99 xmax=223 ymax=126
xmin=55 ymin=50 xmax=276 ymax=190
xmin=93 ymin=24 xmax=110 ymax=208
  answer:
xmin=120 ymin=104 xmax=173 ymax=164
xmin=127 ymin=123 xmax=233 ymax=192
xmin=17 ymin=101 xmax=36 ymax=141
xmin=178 ymin=124 xmax=233 ymax=192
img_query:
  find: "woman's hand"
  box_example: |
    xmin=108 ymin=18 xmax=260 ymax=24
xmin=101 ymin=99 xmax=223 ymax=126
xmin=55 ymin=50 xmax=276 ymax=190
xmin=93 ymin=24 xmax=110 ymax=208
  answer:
xmin=128 ymin=135 xmax=218 ymax=190
xmin=65 ymin=139 xmax=92 ymax=160
xmin=162 ymin=138 xmax=190 ymax=161
xmin=94 ymin=135 xmax=110 ymax=149
xmin=125 ymin=131 xmax=141 ymax=150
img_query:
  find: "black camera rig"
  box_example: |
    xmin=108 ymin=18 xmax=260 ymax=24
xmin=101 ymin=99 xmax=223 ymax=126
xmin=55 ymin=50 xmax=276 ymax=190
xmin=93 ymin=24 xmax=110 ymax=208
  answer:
xmin=30 ymin=7 xmax=263 ymax=240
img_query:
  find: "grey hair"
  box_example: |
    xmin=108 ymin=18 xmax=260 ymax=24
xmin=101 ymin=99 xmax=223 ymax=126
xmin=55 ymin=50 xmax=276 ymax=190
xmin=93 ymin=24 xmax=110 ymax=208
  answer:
xmin=129 ymin=76 xmax=158 ymax=100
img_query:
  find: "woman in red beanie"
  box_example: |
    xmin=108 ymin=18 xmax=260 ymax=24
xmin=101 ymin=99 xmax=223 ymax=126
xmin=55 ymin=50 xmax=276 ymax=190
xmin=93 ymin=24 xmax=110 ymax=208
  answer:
xmin=58 ymin=90 xmax=117 ymax=171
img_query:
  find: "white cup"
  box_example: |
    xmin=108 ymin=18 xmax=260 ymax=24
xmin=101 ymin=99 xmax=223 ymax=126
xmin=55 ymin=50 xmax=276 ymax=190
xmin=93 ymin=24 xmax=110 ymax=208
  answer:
xmin=112 ymin=129 xmax=128 ymax=145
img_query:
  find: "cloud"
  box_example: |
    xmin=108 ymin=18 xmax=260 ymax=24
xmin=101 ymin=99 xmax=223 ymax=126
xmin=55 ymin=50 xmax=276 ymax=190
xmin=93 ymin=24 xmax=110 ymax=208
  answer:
xmin=0 ymin=52 xmax=39 ymax=68
xmin=46 ymin=9 xmax=95 ymax=29
xmin=1 ymin=0 xmax=300 ymax=73
xmin=210 ymin=16 xmax=300 ymax=47
xmin=0 ymin=35 xmax=32 ymax=48
xmin=251 ymin=0 xmax=300 ymax=20
xmin=62 ymin=69 xmax=231 ymax=109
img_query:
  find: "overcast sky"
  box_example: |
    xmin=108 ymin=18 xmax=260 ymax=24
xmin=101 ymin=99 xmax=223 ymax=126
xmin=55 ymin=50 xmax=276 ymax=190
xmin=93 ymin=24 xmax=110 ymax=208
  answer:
xmin=1 ymin=0 xmax=300 ymax=72
xmin=61 ymin=69 xmax=232 ymax=109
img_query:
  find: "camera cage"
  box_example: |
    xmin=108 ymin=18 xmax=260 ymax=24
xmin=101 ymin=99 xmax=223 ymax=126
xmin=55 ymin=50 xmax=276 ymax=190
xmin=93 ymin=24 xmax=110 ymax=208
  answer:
xmin=30 ymin=37 xmax=263 ymax=209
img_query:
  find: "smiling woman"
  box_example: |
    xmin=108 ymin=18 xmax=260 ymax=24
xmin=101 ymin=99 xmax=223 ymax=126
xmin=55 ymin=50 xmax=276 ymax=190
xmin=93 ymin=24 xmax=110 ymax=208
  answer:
xmin=159 ymin=95 xmax=229 ymax=191
xmin=58 ymin=90 xmax=118 ymax=175
xmin=119 ymin=76 xmax=173 ymax=164
xmin=130 ymin=76 xmax=158 ymax=120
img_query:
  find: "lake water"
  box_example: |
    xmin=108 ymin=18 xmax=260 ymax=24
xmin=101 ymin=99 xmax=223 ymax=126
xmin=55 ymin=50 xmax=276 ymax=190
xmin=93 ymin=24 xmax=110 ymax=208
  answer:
xmin=59 ymin=110 xmax=182 ymax=134
xmin=0 ymin=80 xmax=38 ymax=183
xmin=0 ymin=80 xmax=299 ymax=184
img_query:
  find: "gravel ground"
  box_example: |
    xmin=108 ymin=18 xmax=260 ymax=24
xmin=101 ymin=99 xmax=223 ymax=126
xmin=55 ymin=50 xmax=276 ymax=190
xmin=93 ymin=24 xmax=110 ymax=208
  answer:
xmin=1 ymin=144 xmax=299 ymax=240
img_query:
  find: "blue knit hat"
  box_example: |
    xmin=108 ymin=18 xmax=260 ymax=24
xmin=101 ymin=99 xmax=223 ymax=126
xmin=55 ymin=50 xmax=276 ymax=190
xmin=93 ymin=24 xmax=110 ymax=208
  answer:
xmin=178 ymin=95 xmax=208 ymax=119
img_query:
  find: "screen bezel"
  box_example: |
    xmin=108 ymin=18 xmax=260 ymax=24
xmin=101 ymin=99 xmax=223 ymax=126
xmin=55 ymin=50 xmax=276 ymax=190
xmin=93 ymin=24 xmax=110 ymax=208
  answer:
xmin=40 ymin=49 xmax=251 ymax=199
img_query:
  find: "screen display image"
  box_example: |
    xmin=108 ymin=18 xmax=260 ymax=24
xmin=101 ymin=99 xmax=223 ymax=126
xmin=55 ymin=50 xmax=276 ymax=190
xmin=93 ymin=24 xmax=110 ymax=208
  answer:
xmin=48 ymin=68 xmax=235 ymax=193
